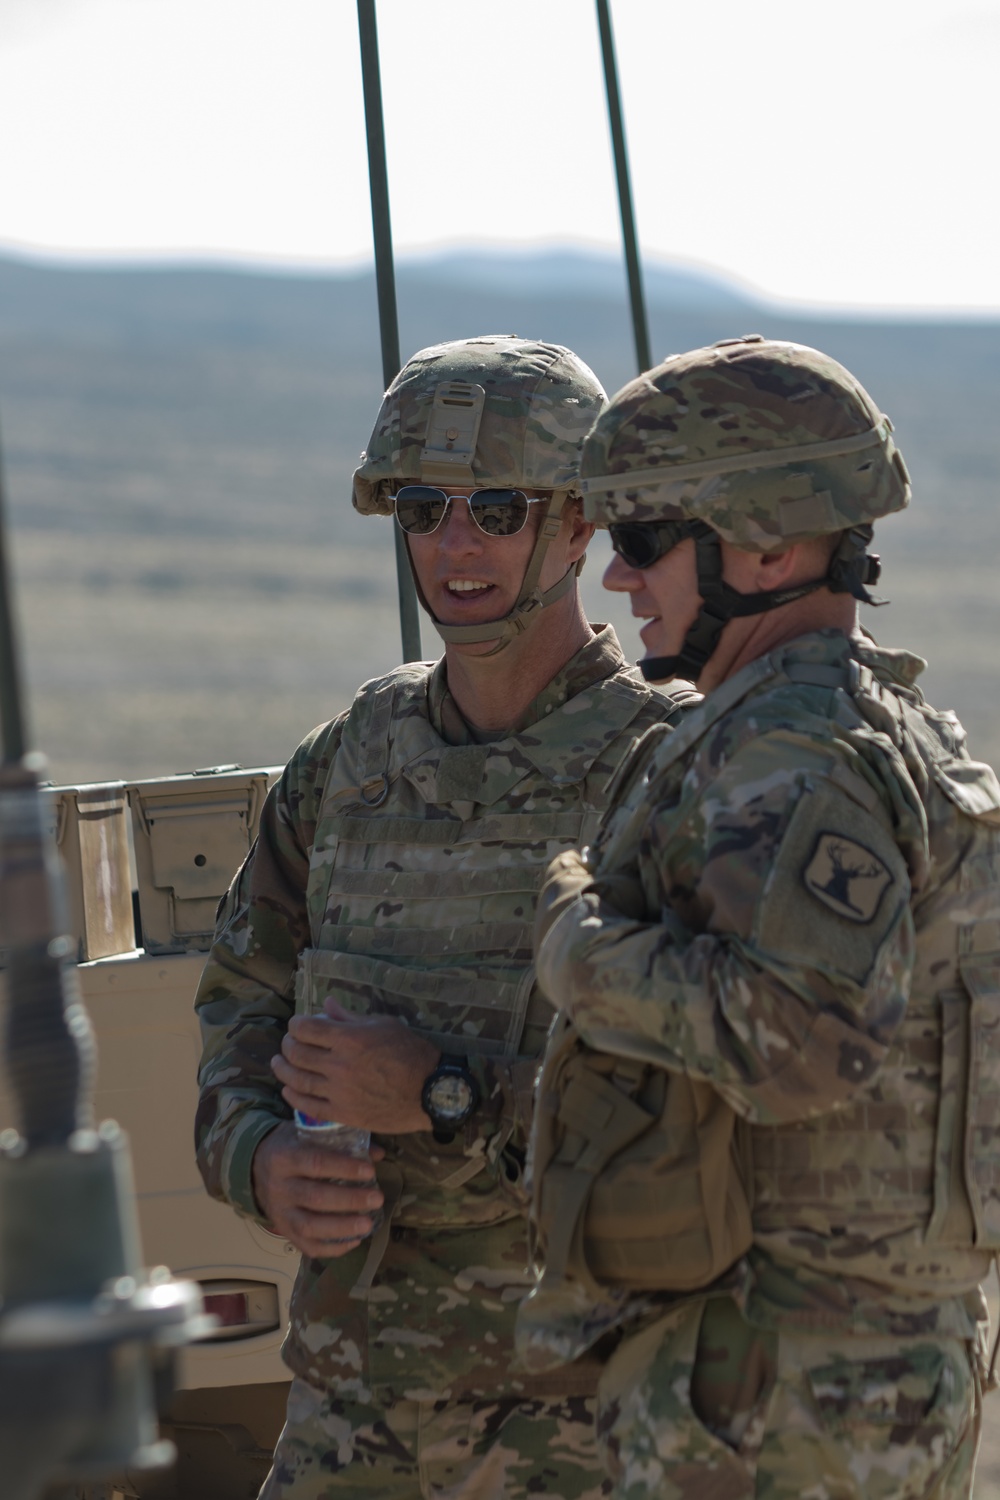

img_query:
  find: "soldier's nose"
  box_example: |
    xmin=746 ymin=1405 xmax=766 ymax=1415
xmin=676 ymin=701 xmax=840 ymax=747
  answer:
xmin=438 ymin=500 xmax=484 ymax=551
xmin=603 ymin=551 xmax=639 ymax=591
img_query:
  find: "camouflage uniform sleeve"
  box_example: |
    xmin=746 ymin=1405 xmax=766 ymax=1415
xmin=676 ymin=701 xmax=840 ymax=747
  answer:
xmin=535 ymin=732 xmax=915 ymax=1126
xmin=194 ymin=716 xmax=346 ymax=1218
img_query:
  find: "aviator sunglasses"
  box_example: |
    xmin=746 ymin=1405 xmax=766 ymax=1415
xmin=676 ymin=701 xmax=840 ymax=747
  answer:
xmin=609 ymin=518 xmax=697 ymax=570
xmin=392 ymin=485 xmax=543 ymax=538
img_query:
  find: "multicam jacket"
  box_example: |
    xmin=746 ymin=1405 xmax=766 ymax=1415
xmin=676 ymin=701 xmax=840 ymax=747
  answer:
xmin=534 ymin=629 xmax=1000 ymax=1342
xmin=195 ymin=626 xmax=692 ymax=1400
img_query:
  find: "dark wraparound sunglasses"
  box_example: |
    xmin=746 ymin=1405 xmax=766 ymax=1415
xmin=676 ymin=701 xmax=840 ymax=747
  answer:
xmin=392 ymin=485 xmax=541 ymax=537
xmin=608 ymin=518 xmax=697 ymax=570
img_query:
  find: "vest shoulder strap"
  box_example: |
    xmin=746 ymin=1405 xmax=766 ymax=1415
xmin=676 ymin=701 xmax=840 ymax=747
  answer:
xmin=319 ymin=666 xmax=433 ymax=814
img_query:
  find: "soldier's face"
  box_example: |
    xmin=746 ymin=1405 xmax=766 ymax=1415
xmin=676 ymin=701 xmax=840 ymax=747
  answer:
xmin=407 ymin=487 xmax=570 ymax=637
xmin=603 ymin=536 xmax=702 ymax=669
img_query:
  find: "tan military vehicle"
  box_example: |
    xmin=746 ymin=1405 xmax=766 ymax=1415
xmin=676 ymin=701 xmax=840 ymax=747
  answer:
xmin=0 ymin=768 xmax=296 ymax=1498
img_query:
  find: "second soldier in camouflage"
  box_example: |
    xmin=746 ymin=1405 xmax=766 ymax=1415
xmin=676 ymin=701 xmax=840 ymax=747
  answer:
xmin=523 ymin=337 xmax=1000 ymax=1499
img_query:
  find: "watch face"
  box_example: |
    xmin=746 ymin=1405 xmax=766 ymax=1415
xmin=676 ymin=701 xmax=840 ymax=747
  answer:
xmin=428 ymin=1072 xmax=474 ymax=1122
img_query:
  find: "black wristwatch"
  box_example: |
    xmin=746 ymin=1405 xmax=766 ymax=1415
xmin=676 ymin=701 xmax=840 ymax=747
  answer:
xmin=421 ymin=1056 xmax=480 ymax=1136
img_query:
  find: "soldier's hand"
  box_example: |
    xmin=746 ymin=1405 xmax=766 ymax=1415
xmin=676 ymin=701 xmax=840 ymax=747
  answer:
xmin=250 ymin=1120 xmax=385 ymax=1258
xmin=272 ymin=1005 xmax=441 ymax=1134
xmin=535 ymin=850 xmax=648 ymax=954
xmin=534 ymin=849 xmax=595 ymax=951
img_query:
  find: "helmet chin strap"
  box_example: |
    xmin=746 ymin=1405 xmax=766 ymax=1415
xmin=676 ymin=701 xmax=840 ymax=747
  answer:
xmin=408 ymin=495 xmax=584 ymax=658
xmin=640 ymin=521 xmax=885 ymax=684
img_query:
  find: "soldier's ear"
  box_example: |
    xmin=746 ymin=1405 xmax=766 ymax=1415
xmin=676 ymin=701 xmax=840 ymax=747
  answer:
xmin=563 ymin=500 xmax=595 ymax=563
xmin=755 ymin=546 xmax=799 ymax=588
xmin=726 ymin=541 xmax=810 ymax=595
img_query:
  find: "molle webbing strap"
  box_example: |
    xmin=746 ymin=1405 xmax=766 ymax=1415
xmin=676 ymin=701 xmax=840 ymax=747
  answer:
xmin=357 ymin=678 xmax=399 ymax=806
xmin=348 ymin=1147 xmax=493 ymax=1302
xmin=349 ymin=1162 xmax=405 ymax=1299
xmin=581 ymin=423 xmax=889 ymax=495
xmin=538 ymin=1167 xmax=605 ymax=1299
xmin=322 ymin=918 xmax=532 ymax=959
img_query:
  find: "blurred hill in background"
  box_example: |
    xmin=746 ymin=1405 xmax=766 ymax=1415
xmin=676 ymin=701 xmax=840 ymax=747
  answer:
xmin=1 ymin=247 xmax=998 ymax=783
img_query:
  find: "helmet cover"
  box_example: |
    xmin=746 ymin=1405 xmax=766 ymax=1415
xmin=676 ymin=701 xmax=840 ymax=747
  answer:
xmin=580 ymin=336 xmax=910 ymax=551
xmin=353 ymin=334 xmax=606 ymax=515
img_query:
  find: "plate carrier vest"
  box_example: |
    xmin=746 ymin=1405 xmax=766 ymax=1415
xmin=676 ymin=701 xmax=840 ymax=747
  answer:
xmin=294 ymin=659 xmax=668 ymax=1277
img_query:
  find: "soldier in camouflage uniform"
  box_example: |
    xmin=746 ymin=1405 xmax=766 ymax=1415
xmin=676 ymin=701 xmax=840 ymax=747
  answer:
xmin=523 ymin=336 xmax=1000 ymax=1498
xmin=195 ymin=335 xmax=696 ymax=1499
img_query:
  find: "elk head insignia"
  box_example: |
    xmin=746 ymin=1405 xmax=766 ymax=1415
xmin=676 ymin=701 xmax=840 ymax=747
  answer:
xmin=803 ymin=833 xmax=894 ymax=923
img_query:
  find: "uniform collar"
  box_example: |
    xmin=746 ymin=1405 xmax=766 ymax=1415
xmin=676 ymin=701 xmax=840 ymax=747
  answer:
xmin=427 ymin=624 xmax=630 ymax=746
xmin=851 ymin=627 xmax=927 ymax=693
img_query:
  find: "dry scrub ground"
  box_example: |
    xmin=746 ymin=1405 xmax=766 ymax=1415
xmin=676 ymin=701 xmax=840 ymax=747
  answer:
xmin=12 ymin=523 xmax=1000 ymax=788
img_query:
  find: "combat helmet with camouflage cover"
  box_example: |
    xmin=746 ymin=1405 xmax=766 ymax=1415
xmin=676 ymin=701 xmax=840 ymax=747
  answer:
xmin=353 ymin=334 xmax=606 ymax=654
xmin=580 ymin=335 xmax=912 ymax=682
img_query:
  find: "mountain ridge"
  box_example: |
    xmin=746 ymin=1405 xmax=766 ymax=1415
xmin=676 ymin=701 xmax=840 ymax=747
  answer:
xmin=3 ymin=244 xmax=998 ymax=328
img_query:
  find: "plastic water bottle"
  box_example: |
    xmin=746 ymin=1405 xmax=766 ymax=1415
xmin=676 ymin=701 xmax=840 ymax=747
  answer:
xmin=294 ymin=1109 xmax=372 ymax=1157
xmin=294 ymin=1110 xmax=383 ymax=1236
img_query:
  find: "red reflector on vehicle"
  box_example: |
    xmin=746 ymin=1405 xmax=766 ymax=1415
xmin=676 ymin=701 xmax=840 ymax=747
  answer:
xmin=202 ymin=1291 xmax=250 ymax=1326
xmin=196 ymin=1278 xmax=281 ymax=1341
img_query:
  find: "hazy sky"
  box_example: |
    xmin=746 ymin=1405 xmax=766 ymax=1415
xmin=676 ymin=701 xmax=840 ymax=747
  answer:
xmin=2 ymin=0 xmax=999 ymax=312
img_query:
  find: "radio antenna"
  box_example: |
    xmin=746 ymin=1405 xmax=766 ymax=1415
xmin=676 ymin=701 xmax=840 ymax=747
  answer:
xmin=596 ymin=0 xmax=653 ymax=373
xmin=357 ymin=0 xmax=423 ymax=662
